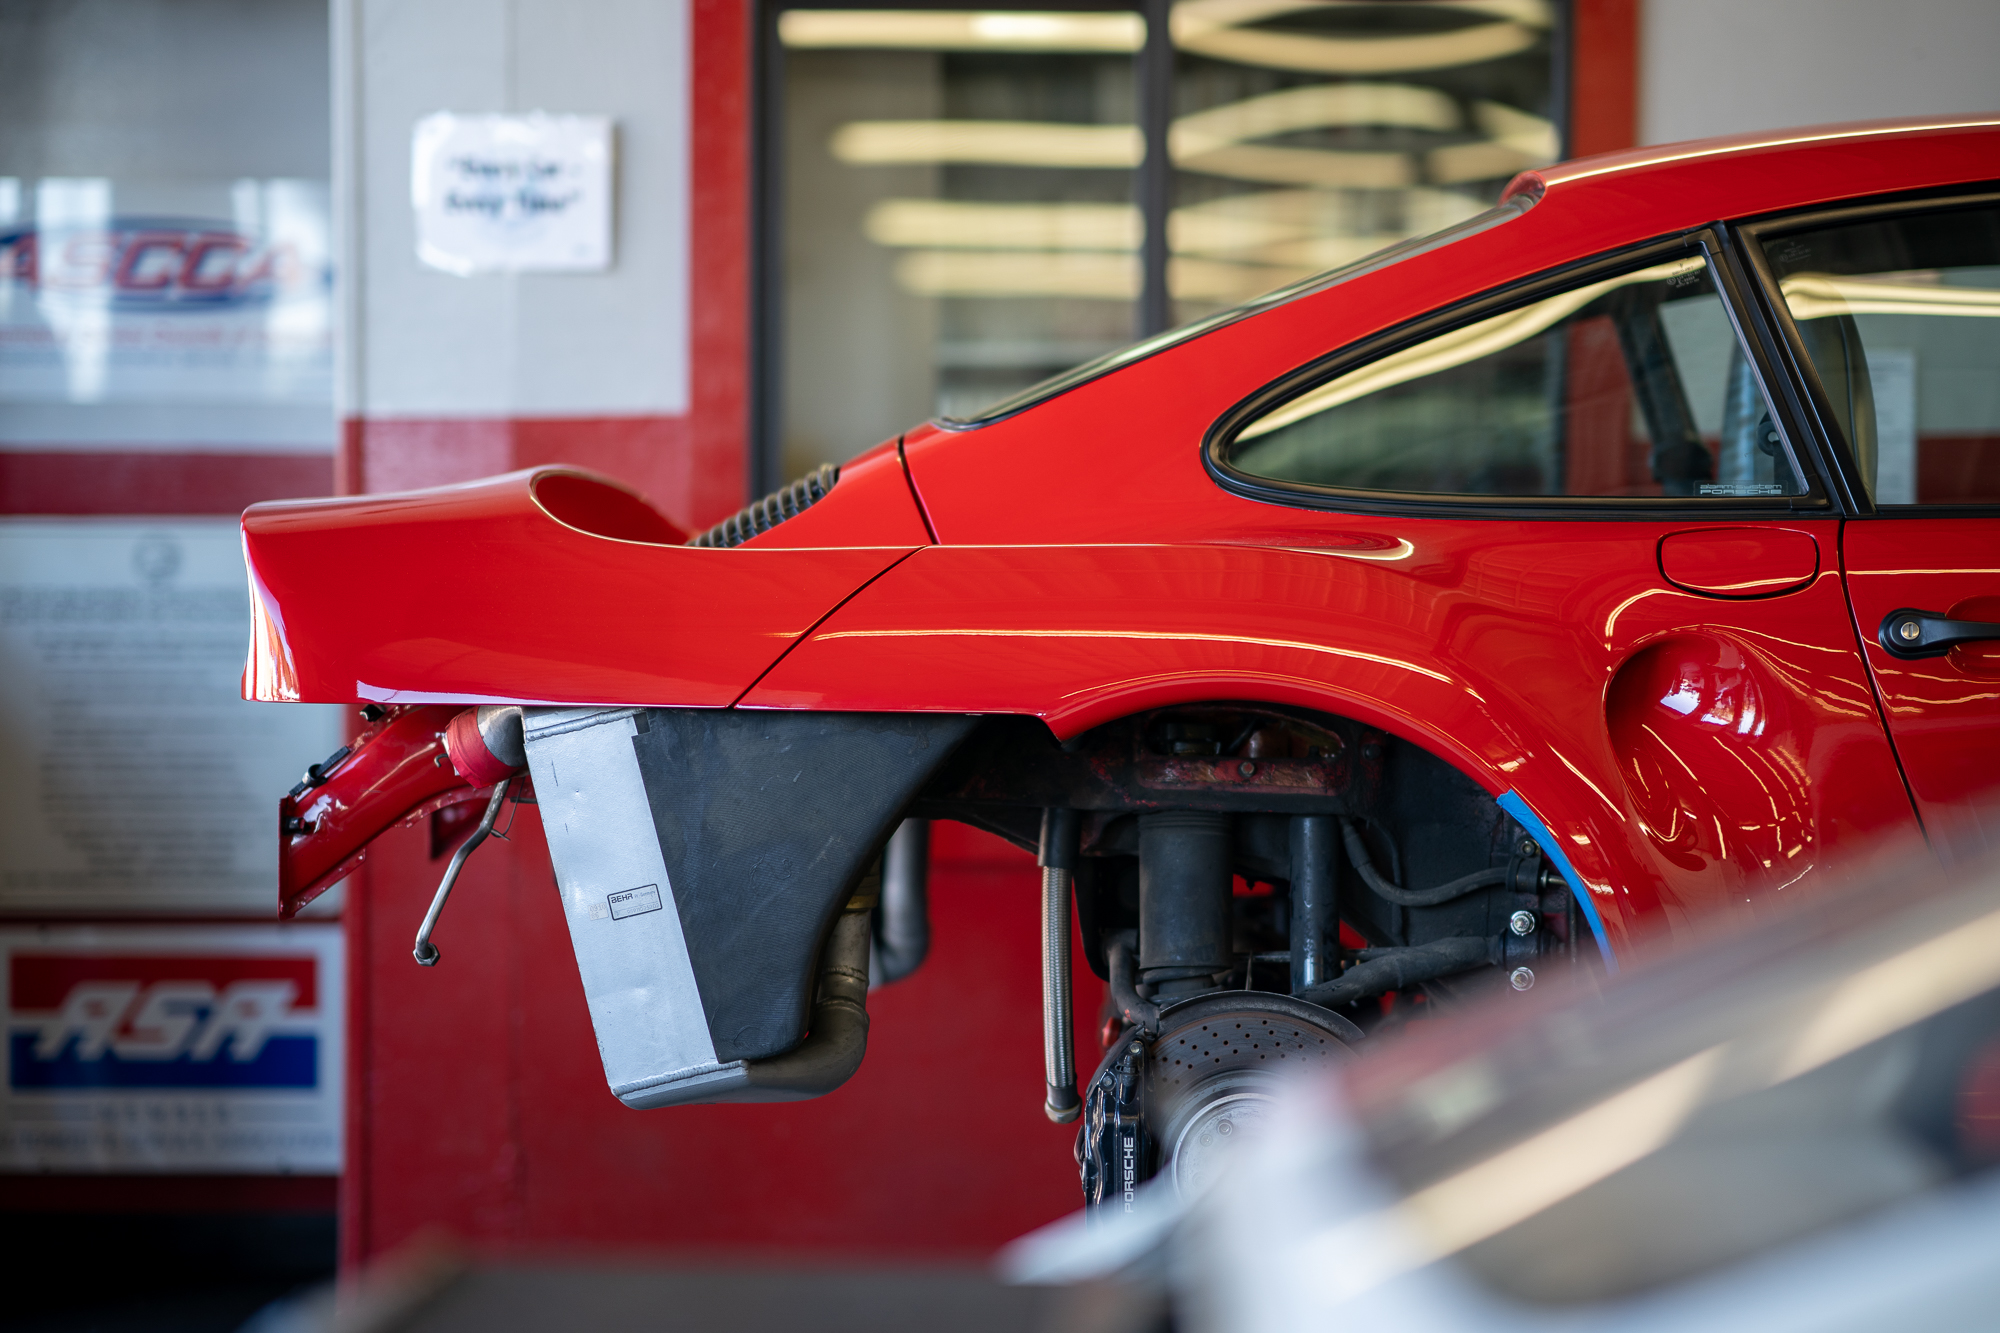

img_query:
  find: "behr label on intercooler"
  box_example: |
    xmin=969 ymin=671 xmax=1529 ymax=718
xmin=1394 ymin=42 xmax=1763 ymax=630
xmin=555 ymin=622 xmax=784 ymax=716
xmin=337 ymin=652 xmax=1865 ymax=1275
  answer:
xmin=603 ymin=884 xmax=663 ymax=921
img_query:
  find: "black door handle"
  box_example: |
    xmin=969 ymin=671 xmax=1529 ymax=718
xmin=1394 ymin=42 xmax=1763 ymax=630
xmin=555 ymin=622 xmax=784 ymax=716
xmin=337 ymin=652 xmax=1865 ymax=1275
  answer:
xmin=1879 ymin=608 xmax=2000 ymax=659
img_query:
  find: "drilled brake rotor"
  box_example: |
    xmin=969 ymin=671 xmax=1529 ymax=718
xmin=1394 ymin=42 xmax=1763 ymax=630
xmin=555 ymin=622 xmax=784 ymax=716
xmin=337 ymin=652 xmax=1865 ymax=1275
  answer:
xmin=1145 ymin=991 xmax=1359 ymax=1196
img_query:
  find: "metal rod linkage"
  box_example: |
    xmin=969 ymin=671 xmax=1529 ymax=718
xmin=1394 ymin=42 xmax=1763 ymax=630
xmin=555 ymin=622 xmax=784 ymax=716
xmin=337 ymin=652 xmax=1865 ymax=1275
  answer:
xmin=413 ymin=776 xmax=514 ymax=967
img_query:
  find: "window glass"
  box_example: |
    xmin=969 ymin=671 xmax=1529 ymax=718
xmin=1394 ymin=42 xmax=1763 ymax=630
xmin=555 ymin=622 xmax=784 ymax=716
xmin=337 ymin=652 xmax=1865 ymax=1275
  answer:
xmin=1763 ymin=203 xmax=2000 ymax=505
xmin=1223 ymin=252 xmax=1809 ymax=500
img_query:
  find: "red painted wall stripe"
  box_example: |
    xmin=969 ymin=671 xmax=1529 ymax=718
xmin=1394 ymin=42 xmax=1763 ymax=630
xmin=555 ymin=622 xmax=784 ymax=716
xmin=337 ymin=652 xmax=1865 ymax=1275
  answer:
xmin=1572 ymin=0 xmax=1640 ymax=157
xmin=343 ymin=817 xmax=1105 ymax=1264
xmin=688 ymin=0 xmax=753 ymax=523
xmin=0 ymin=452 xmax=333 ymax=516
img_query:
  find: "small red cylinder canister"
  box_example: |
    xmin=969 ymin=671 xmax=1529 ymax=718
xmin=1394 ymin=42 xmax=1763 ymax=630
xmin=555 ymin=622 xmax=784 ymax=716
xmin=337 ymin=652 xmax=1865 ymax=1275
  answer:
xmin=443 ymin=705 xmax=527 ymax=787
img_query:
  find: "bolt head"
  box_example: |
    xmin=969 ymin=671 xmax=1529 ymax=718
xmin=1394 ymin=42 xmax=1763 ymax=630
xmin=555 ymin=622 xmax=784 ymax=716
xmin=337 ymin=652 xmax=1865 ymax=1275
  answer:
xmin=1130 ymin=1041 xmax=1144 ymax=1055
xmin=1898 ymin=620 xmax=1921 ymax=642
xmin=1509 ymin=909 xmax=1537 ymax=937
xmin=1518 ymin=838 xmax=1538 ymax=857
xmin=1509 ymin=966 xmax=1535 ymax=992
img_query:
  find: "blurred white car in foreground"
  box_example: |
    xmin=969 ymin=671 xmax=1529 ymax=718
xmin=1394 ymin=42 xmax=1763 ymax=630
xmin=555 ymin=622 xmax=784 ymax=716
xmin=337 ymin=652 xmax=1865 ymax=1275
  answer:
xmin=1010 ymin=835 xmax=2000 ymax=1332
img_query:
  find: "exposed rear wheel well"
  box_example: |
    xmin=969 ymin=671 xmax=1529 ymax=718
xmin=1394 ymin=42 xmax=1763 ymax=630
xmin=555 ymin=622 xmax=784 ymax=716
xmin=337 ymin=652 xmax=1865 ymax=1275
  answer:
xmin=908 ymin=702 xmax=1589 ymax=1026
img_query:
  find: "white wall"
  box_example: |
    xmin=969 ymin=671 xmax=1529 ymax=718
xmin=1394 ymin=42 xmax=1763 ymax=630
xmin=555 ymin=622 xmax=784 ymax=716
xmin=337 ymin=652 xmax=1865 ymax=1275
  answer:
xmin=1641 ymin=0 xmax=2000 ymax=146
xmin=0 ymin=0 xmax=329 ymax=179
xmin=334 ymin=0 xmax=690 ymax=419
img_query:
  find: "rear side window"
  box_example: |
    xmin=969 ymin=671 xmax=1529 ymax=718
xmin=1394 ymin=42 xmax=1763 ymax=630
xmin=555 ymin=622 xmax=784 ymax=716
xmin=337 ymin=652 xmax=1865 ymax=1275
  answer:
xmin=1219 ymin=247 xmax=1808 ymax=502
xmin=1761 ymin=202 xmax=2000 ymax=505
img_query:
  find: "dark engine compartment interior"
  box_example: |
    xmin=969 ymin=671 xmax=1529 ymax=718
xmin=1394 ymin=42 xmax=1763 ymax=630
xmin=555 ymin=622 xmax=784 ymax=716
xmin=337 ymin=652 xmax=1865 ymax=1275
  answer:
xmin=915 ymin=706 xmax=1585 ymax=1010
xmin=902 ymin=704 xmax=1593 ymax=1206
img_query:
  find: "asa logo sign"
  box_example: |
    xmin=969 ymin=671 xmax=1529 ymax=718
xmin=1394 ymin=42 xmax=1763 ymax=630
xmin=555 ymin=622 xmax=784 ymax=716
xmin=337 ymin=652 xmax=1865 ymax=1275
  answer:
xmin=8 ymin=954 xmax=322 ymax=1090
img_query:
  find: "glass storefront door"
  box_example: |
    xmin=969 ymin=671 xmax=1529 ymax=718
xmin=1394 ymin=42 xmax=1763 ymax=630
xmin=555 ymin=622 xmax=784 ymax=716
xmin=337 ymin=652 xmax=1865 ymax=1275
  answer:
xmin=770 ymin=0 xmax=1560 ymax=483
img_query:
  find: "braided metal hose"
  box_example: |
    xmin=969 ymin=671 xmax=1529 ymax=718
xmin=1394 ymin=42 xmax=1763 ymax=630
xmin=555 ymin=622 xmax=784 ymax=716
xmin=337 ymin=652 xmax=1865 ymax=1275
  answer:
xmin=1041 ymin=865 xmax=1079 ymax=1123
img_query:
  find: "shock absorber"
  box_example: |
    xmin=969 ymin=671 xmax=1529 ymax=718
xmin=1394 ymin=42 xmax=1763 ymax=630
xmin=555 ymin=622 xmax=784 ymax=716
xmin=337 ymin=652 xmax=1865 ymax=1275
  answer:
xmin=1077 ymin=809 xmax=1362 ymax=1212
xmin=1138 ymin=811 xmax=1232 ymax=1001
xmin=1289 ymin=814 xmax=1336 ymax=993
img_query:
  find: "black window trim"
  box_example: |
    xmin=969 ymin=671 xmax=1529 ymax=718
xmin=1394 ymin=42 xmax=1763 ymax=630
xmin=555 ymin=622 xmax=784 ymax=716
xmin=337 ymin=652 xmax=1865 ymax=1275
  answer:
xmin=1730 ymin=182 xmax=2000 ymax=520
xmin=1201 ymin=229 xmax=1838 ymax=522
xmin=1705 ymin=216 xmax=1857 ymax=515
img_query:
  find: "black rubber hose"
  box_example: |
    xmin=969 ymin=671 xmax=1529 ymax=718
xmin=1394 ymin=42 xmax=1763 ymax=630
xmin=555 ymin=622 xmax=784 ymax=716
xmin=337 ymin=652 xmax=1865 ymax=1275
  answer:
xmin=1108 ymin=933 xmax=1160 ymax=1036
xmin=871 ymin=820 xmax=930 ymax=985
xmin=1341 ymin=820 xmax=1508 ymax=908
xmin=1298 ymin=936 xmax=1500 ymax=1009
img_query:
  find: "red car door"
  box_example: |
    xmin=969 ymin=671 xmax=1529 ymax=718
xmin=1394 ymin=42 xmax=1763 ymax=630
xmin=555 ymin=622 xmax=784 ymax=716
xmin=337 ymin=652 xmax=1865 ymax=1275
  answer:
xmin=1748 ymin=193 xmax=2000 ymax=842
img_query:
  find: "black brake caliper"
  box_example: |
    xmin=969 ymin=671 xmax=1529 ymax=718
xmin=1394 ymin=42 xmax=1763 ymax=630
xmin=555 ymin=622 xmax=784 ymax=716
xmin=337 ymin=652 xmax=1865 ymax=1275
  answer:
xmin=1077 ymin=1035 xmax=1151 ymax=1217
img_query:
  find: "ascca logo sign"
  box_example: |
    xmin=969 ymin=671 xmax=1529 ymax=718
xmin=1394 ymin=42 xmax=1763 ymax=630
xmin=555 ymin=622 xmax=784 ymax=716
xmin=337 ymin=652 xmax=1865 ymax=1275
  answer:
xmin=0 ymin=219 xmax=325 ymax=309
xmin=8 ymin=955 xmax=320 ymax=1090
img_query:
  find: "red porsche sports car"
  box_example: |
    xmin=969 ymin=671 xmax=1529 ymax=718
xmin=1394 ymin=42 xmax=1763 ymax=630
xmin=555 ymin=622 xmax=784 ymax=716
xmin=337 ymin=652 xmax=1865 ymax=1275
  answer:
xmin=243 ymin=114 xmax=2000 ymax=1204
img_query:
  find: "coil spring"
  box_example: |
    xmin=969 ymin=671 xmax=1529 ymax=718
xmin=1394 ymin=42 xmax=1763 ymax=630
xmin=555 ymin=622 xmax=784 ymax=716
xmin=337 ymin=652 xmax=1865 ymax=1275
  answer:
xmin=687 ymin=463 xmax=840 ymax=548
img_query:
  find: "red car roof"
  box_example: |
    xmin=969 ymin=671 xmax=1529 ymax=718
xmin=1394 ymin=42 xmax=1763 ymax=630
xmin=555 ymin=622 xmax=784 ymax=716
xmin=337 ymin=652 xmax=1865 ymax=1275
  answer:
xmin=1510 ymin=113 xmax=2000 ymax=255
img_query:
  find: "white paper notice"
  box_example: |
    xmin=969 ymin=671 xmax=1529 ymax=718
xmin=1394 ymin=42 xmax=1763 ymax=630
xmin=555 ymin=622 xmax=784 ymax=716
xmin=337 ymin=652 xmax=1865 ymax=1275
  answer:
xmin=0 ymin=520 xmax=343 ymax=915
xmin=0 ymin=923 xmax=341 ymax=1173
xmin=411 ymin=113 xmax=614 ymax=275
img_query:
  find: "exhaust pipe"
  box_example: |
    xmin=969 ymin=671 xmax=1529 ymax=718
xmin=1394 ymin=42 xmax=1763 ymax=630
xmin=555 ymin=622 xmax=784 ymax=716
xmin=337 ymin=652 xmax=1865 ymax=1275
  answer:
xmin=736 ymin=889 xmax=874 ymax=1099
